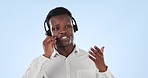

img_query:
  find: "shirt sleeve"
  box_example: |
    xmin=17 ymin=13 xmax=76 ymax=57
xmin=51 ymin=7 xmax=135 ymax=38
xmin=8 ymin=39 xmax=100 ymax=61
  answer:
xmin=22 ymin=55 xmax=49 ymax=78
xmin=97 ymin=68 xmax=115 ymax=78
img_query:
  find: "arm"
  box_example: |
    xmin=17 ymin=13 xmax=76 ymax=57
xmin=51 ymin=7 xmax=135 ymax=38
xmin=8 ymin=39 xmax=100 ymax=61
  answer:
xmin=89 ymin=46 xmax=115 ymax=78
xmin=22 ymin=36 xmax=56 ymax=78
xmin=22 ymin=56 xmax=48 ymax=78
xmin=97 ymin=68 xmax=115 ymax=78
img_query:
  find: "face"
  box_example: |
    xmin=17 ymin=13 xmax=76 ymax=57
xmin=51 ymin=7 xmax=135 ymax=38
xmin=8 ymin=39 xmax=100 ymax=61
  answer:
xmin=49 ymin=14 xmax=74 ymax=47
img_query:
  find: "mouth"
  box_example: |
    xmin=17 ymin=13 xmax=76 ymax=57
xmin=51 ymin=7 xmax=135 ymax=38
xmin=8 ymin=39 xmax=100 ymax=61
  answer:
xmin=60 ymin=36 xmax=69 ymax=41
xmin=56 ymin=35 xmax=73 ymax=46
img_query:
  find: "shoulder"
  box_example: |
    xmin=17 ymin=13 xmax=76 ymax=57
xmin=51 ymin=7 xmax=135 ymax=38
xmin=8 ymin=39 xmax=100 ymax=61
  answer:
xmin=76 ymin=47 xmax=89 ymax=56
xmin=79 ymin=48 xmax=87 ymax=54
xmin=29 ymin=55 xmax=49 ymax=65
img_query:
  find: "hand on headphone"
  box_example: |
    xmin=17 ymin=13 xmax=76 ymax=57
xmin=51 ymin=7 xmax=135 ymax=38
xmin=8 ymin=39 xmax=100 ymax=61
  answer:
xmin=43 ymin=36 xmax=57 ymax=58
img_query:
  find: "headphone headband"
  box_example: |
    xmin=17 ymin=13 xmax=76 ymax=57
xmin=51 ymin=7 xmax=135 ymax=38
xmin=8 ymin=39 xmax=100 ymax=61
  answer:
xmin=44 ymin=7 xmax=78 ymax=36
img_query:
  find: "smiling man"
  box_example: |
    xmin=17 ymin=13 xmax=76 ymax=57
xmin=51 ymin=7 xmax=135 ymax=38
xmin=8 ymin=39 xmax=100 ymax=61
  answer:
xmin=22 ymin=7 xmax=115 ymax=78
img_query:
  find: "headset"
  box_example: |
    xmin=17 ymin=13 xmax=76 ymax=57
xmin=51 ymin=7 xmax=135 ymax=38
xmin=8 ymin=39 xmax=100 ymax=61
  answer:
xmin=44 ymin=7 xmax=78 ymax=36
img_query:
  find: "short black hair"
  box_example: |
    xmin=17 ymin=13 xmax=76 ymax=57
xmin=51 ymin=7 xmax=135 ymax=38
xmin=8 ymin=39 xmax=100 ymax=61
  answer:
xmin=45 ymin=7 xmax=72 ymax=23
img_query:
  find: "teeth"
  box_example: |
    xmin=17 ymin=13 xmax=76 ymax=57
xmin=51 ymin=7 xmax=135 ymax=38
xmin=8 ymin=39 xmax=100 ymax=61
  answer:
xmin=62 ymin=36 xmax=67 ymax=39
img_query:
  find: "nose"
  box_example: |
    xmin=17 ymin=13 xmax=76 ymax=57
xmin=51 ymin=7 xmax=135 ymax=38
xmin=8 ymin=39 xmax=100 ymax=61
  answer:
xmin=59 ymin=27 xmax=67 ymax=34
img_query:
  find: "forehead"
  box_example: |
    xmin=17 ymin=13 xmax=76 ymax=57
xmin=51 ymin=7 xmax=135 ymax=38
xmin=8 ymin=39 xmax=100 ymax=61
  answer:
xmin=49 ymin=14 xmax=71 ymax=24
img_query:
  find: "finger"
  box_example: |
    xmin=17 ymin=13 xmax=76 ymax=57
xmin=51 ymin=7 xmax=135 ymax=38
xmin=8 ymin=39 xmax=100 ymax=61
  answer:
xmin=91 ymin=47 xmax=103 ymax=56
xmin=48 ymin=37 xmax=57 ymax=48
xmin=51 ymin=41 xmax=56 ymax=48
xmin=46 ymin=36 xmax=56 ymax=42
xmin=89 ymin=51 xmax=97 ymax=59
xmin=43 ymin=36 xmax=52 ymax=45
xmin=45 ymin=36 xmax=52 ymax=41
xmin=94 ymin=46 xmax=103 ymax=55
xmin=47 ymin=39 xmax=56 ymax=48
xmin=43 ymin=36 xmax=56 ymax=45
xmin=88 ymin=55 xmax=96 ymax=63
xmin=90 ymin=47 xmax=100 ymax=56
xmin=101 ymin=46 xmax=105 ymax=53
xmin=89 ymin=51 xmax=103 ymax=60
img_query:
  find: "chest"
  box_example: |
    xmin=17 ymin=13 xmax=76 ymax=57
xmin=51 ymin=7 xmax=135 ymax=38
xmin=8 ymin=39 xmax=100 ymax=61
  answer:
xmin=40 ymin=55 xmax=97 ymax=78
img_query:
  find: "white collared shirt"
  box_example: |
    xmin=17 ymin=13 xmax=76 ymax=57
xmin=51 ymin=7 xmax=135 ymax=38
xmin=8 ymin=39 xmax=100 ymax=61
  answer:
xmin=22 ymin=46 xmax=114 ymax=78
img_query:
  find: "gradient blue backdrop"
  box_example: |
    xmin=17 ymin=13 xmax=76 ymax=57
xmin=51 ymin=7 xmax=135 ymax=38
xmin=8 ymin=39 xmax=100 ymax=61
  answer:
xmin=0 ymin=0 xmax=148 ymax=78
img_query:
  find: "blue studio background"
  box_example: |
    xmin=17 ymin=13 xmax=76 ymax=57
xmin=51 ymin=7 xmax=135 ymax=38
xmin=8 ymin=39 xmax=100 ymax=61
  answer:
xmin=0 ymin=0 xmax=148 ymax=78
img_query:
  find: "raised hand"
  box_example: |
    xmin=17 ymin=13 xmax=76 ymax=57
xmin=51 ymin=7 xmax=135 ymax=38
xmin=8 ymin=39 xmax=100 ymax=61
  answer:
xmin=43 ymin=36 xmax=57 ymax=58
xmin=89 ymin=46 xmax=107 ymax=72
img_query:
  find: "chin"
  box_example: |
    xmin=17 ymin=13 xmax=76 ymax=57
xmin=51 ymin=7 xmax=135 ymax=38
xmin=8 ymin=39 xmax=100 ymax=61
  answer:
xmin=60 ymin=43 xmax=71 ymax=47
xmin=57 ymin=42 xmax=73 ymax=47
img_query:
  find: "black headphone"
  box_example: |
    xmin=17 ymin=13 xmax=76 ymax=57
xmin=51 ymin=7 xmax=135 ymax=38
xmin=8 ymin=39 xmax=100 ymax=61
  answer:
xmin=44 ymin=7 xmax=78 ymax=36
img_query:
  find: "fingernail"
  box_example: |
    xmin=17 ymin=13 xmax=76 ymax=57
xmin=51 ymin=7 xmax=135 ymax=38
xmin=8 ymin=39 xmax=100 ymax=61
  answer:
xmin=88 ymin=51 xmax=91 ymax=53
xmin=94 ymin=45 xmax=97 ymax=48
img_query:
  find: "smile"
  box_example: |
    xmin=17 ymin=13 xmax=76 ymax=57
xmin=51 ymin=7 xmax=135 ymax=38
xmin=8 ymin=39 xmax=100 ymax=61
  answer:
xmin=61 ymin=36 xmax=69 ymax=40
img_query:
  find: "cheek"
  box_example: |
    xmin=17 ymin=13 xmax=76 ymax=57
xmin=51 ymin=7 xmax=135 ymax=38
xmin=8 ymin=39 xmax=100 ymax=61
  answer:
xmin=69 ymin=27 xmax=74 ymax=34
xmin=51 ymin=31 xmax=58 ymax=36
xmin=70 ymin=32 xmax=74 ymax=40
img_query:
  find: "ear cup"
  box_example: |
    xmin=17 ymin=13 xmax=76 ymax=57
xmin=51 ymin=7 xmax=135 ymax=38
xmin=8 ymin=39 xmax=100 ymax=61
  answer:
xmin=44 ymin=20 xmax=52 ymax=36
xmin=73 ymin=25 xmax=78 ymax=32
xmin=46 ymin=30 xmax=52 ymax=36
xmin=72 ymin=17 xmax=78 ymax=32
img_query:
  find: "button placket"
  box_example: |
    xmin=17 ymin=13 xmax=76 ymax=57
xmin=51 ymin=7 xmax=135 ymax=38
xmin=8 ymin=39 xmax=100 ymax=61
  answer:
xmin=66 ymin=58 xmax=70 ymax=78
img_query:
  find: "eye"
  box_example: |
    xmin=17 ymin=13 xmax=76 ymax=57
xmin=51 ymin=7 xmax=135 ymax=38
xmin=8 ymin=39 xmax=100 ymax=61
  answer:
xmin=65 ymin=25 xmax=71 ymax=29
xmin=52 ymin=27 xmax=59 ymax=31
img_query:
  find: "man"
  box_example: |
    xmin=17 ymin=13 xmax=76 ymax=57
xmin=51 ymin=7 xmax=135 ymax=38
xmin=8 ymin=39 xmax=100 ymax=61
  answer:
xmin=22 ymin=7 xmax=115 ymax=78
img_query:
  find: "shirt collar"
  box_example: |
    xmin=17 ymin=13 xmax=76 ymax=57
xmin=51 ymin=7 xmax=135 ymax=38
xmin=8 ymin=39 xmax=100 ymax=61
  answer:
xmin=50 ymin=45 xmax=79 ymax=59
xmin=50 ymin=49 xmax=59 ymax=58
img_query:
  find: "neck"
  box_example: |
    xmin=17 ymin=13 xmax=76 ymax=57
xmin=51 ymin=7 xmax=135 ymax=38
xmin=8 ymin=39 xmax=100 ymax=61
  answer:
xmin=56 ymin=43 xmax=75 ymax=57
